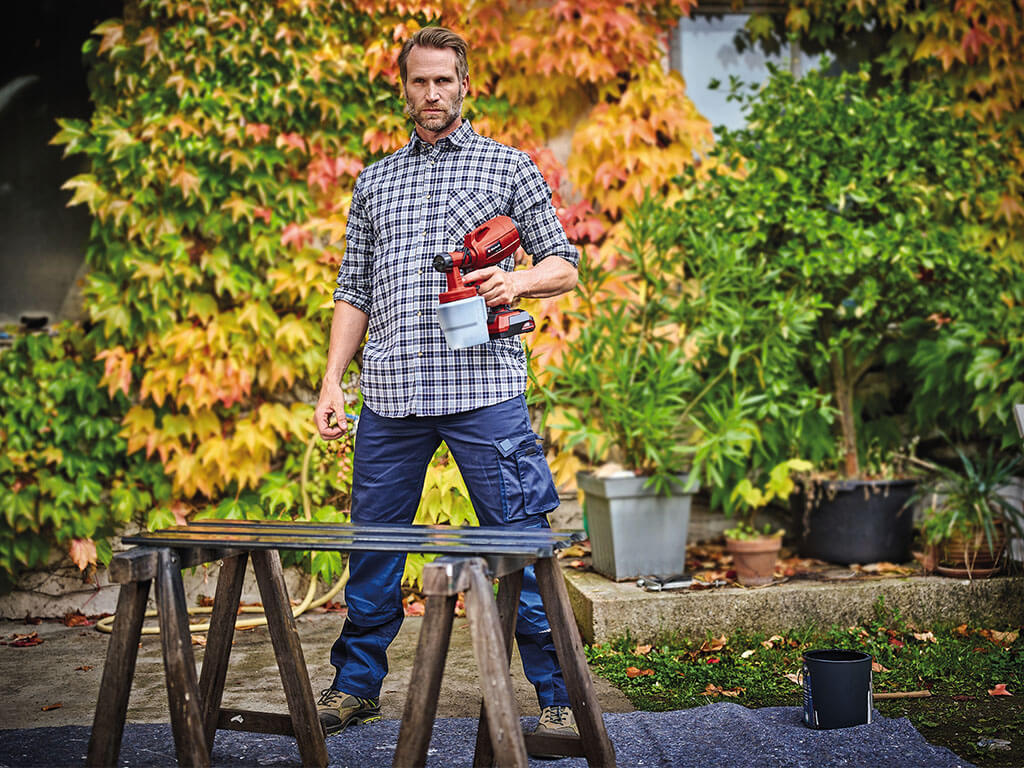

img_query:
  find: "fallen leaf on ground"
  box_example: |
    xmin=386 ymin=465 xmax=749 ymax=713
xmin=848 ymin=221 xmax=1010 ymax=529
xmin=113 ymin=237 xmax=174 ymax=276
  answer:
xmin=982 ymin=629 xmax=1019 ymax=647
xmin=8 ymin=632 xmax=44 ymax=647
xmin=556 ymin=544 xmax=588 ymax=559
xmin=41 ymin=703 xmax=63 ymax=711
xmin=706 ymin=657 xmax=721 ymax=664
xmin=872 ymin=662 xmax=890 ymax=673
xmin=783 ymin=673 xmax=802 ymax=685
xmin=854 ymin=561 xmax=915 ymax=575
xmin=704 ymin=683 xmax=745 ymax=697
xmin=190 ymin=634 xmax=207 ymax=646
xmin=625 ymin=666 xmax=654 ymax=678
xmin=321 ymin=600 xmax=345 ymax=613
xmin=197 ymin=595 xmax=215 ymax=608
xmin=988 ymin=684 xmax=1013 ymax=696
xmin=889 ymin=637 xmax=905 ymax=648
xmin=633 ymin=644 xmax=653 ymax=656
xmin=761 ymin=635 xmax=784 ymax=650
xmin=63 ymin=611 xmax=91 ymax=627
xmin=75 ymin=665 xmax=94 ymax=671
xmin=954 ymin=624 xmax=970 ymax=636
xmin=699 ymin=635 xmax=727 ymax=653
xmin=912 ymin=631 xmax=937 ymax=643
xmin=741 ymin=649 xmax=755 ymax=659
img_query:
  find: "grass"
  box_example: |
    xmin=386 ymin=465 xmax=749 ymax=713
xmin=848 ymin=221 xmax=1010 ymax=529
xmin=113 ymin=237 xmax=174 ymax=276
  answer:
xmin=586 ymin=599 xmax=1023 ymax=767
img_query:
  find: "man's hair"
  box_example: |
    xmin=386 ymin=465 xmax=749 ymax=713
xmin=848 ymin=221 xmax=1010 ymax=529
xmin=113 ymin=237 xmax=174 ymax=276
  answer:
xmin=398 ymin=27 xmax=469 ymax=86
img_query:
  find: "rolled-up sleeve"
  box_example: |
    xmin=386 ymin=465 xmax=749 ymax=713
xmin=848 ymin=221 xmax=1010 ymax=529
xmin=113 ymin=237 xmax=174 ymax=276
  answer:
xmin=510 ymin=154 xmax=579 ymax=268
xmin=332 ymin=178 xmax=373 ymax=313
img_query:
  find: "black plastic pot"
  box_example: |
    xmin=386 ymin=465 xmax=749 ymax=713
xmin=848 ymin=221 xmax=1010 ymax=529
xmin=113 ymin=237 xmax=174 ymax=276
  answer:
xmin=802 ymin=649 xmax=873 ymax=729
xmin=795 ymin=479 xmax=916 ymax=565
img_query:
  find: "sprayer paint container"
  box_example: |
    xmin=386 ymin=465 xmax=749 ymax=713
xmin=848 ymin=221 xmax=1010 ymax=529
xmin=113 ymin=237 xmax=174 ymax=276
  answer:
xmin=438 ymin=295 xmax=489 ymax=350
xmin=802 ymin=649 xmax=873 ymax=729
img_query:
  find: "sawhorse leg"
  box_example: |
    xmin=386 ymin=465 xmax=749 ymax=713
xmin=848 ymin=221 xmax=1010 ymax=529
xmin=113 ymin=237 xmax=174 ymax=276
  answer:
xmin=395 ymin=557 xmax=530 ymax=768
xmin=86 ymin=578 xmax=151 ymax=767
xmin=535 ymin=556 xmax=616 ymax=767
xmin=156 ymin=548 xmax=210 ymax=767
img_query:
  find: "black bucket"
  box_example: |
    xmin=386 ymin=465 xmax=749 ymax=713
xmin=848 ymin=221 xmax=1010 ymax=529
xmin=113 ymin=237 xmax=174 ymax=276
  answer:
xmin=802 ymin=649 xmax=872 ymax=729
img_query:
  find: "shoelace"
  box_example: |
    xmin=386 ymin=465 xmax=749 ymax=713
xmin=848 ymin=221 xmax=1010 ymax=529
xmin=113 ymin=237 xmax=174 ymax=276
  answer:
xmin=542 ymin=706 xmax=570 ymax=726
xmin=318 ymin=688 xmax=341 ymax=706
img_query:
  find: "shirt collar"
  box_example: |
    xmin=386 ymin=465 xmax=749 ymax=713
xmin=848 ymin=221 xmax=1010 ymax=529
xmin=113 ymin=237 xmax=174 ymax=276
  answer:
xmin=409 ymin=120 xmax=475 ymax=154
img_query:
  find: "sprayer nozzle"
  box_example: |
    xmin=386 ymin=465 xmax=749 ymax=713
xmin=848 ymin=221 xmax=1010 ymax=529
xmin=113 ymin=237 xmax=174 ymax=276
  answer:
xmin=433 ymin=253 xmax=454 ymax=272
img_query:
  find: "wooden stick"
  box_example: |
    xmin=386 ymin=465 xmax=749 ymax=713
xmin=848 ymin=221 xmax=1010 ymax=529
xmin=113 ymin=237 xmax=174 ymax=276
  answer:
xmin=872 ymin=690 xmax=933 ymax=700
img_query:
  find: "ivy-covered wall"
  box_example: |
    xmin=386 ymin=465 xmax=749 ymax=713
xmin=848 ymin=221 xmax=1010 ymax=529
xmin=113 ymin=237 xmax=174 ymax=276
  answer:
xmin=2 ymin=0 xmax=1021 ymax=590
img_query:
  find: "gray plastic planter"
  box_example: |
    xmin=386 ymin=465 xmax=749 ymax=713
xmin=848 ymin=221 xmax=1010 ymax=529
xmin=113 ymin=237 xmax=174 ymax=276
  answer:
xmin=577 ymin=471 xmax=697 ymax=581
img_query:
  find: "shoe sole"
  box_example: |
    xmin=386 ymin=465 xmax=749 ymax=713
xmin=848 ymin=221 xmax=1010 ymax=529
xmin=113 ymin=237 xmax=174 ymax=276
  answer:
xmin=321 ymin=711 xmax=383 ymax=736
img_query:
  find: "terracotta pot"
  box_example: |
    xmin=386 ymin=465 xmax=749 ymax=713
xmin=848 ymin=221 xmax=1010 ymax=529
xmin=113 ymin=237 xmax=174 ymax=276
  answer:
xmin=726 ymin=535 xmax=782 ymax=586
xmin=935 ymin=522 xmax=1007 ymax=579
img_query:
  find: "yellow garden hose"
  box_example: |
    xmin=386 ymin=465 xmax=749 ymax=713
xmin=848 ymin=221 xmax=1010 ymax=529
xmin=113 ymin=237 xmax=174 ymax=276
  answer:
xmin=97 ymin=430 xmax=350 ymax=635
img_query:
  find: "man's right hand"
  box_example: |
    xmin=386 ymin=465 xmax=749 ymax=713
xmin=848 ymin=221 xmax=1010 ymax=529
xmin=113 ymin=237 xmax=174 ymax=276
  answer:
xmin=315 ymin=379 xmax=348 ymax=440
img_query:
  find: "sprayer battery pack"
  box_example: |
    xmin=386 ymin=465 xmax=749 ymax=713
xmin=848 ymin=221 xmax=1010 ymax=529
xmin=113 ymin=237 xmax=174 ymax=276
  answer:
xmin=488 ymin=309 xmax=536 ymax=339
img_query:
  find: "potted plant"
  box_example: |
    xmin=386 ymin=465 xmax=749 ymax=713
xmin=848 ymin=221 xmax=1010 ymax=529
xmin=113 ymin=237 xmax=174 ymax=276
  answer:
xmin=543 ymin=199 xmax=824 ymax=581
xmin=913 ymin=444 xmax=1024 ymax=579
xmin=725 ymin=459 xmax=811 ymax=586
xmin=667 ymin=63 xmax=1012 ymax=565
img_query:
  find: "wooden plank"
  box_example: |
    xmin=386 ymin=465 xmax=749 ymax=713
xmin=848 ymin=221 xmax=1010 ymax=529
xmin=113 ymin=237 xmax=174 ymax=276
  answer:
xmin=393 ymin=592 xmax=458 ymax=768
xmin=87 ymin=579 xmax=151 ymax=767
xmin=109 ymin=546 xmax=240 ymax=584
xmin=473 ymin=569 xmax=523 ymax=768
xmin=251 ymin=550 xmax=328 ymax=768
xmin=199 ymin=552 xmax=249 ymax=752
xmin=156 ymin=548 xmax=210 ymax=768
xmin=217 ymin=708 xmax=296 ymax=735
xmin=464 ymin=559 xmax=529 ymax=768
xmin=534 ymin=557 xmax=616 ymax=768
xmin=522 ymin=733 xmax=587 ymax=758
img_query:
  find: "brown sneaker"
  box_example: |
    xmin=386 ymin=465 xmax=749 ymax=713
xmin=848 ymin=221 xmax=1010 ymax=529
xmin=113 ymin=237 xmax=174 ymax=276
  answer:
xmin=316 ymin=688 xmax=382 ymax=735
xmin=535 ymin=705 xmax=578 ymax=738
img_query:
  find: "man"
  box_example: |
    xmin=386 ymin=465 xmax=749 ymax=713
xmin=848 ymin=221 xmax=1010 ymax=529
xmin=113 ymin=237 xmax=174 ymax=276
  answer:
xmin=313 ymin=26 xmax=580 ymax=744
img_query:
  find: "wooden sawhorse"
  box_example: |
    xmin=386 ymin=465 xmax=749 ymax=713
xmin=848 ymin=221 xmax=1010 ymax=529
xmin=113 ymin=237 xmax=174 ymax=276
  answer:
xmin=86 ymin=522 xmax=616 ymax=768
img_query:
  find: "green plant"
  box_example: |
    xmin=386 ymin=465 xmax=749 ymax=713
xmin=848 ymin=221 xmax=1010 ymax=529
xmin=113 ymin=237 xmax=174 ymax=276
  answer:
xmin=544 ymin=195 xmax=826 ymax=497
xmin=671 ymin=63 xmax=1014 ymax=480
xmin=725 ymin=459 xmax=811 ymax=540
xmin=913 ymin=443 xmax=1024 ymax=553
xmin=0 ymin=327 xmax=171 ymax=593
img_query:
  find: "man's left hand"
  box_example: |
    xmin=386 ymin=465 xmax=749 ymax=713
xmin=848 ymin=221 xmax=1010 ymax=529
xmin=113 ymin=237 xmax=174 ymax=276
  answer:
xmin=465 ymin=267 xmax=519 ymax=307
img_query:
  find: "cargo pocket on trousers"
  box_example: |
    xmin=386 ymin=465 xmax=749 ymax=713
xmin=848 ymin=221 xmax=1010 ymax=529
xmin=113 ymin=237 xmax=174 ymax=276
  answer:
xmin=494 ymin=432 xmax=560 ymax=522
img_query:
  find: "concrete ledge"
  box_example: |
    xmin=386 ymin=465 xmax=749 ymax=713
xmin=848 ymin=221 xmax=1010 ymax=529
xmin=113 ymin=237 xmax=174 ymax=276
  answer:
xmin=564 ymin=568 xmax=1024 ymax=644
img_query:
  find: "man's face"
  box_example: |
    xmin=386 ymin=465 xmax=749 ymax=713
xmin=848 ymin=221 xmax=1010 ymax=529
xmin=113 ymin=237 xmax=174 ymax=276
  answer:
xmin=403 ymin=45 xmax=468 ymax=139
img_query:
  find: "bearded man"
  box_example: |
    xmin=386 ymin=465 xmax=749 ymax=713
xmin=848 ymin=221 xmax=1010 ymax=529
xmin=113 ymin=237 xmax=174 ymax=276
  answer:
xmin=314 ymin=26 xmax=580 ymax=749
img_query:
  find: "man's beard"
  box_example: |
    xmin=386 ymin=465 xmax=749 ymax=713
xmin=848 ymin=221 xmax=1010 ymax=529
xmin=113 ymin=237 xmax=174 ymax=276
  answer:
xmin=405 ymin=92 xmax=464 ymax=134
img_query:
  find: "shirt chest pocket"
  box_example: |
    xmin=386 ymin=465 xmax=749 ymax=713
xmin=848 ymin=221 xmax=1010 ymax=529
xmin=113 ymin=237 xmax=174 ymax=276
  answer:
xmin=445 ymin=188 xmax=506 ymax=248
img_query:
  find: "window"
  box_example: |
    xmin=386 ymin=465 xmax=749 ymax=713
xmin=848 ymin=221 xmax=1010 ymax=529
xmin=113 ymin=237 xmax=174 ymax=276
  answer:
xmin=669 ymin=13 xmax=817 ymax=134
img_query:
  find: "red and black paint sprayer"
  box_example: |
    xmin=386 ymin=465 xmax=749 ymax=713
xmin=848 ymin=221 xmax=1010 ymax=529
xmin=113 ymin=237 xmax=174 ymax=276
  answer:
xmin=433 ymin=216 xmax=535 ymax=349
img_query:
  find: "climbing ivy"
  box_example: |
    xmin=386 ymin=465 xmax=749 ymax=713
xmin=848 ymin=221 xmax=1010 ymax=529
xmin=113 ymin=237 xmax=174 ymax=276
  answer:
xmin=0 ymin=327 xmax=171 ymax=593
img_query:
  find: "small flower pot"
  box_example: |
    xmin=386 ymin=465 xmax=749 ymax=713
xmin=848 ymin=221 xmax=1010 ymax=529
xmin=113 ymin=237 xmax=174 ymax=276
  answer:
xmin=935 ymin=522 xmax=1007 ymax=579
xmin=725 ymin=535 xmax=782 ymax=586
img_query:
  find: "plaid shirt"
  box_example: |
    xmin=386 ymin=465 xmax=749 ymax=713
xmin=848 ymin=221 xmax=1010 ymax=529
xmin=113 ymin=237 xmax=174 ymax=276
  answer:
xmin=333 ymin=122 xmax=578 ymax=417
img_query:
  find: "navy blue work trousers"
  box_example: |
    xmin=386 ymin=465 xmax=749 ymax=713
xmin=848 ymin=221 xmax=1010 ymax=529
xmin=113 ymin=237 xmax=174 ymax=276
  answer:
xmin=330 ymin=394 xmax=569 ymax=708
